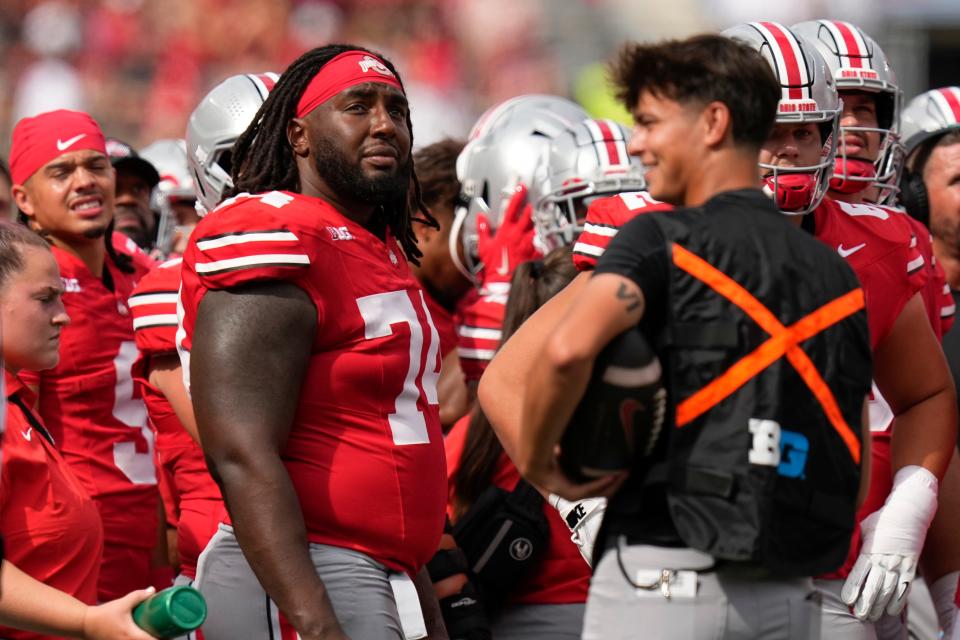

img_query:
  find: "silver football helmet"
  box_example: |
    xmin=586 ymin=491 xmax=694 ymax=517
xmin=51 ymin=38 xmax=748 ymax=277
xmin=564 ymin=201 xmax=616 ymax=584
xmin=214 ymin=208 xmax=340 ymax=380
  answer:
xmin=792 ymin=20 xmax=902 ymax=201
xmin=451 ymin=95 xmax=589 ymax=282
xmin=900 ymin=87 xmax=960 ymax=160
xmin=723 ymin=22 xmax=840 ymax=215
xmin=140 ymin=139 xmax=195 ymax=257
xmin=186 ymin=72 xmax=278 ymax=215
xmin=533 ymin=118 xmax=645 ymax=251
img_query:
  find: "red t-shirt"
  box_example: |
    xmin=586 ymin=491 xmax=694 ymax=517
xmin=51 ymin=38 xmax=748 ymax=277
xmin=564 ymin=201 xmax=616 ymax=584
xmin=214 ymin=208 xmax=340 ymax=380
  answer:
xmin=179 ymin=191 xmax=447 ymax=576
xmin=129 ymin=258 xmax=223 ymax=579
xmin=572 ymin=191 xmax=673 ymax=271
xmin=444 ymin=416 xmax=589 ymax=605
xmin=17 ymin=236 xmax=159 ymax=565
xmin=0 ymin=373 xmax=104 ymax=639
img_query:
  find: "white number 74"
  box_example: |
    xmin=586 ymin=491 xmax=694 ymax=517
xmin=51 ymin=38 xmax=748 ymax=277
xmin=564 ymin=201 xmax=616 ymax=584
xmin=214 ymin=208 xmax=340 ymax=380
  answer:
xmin=357 ymin=290 xmax=440 ymax=445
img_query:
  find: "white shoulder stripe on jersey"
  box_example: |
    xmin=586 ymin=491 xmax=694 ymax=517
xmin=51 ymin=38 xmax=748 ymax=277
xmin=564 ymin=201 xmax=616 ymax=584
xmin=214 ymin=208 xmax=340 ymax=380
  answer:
xmin=583 ymin=222 xmax=619 ymax=237
xmin=942 ymin=304 xmax=956 ymax=318
xmin=457 ymin=326 xmax=502 ymax=341
xmin=458 ymin=347 xmax=497 ymax=361
xmin=195 ymin=253 xmax=311 ymax=274
xmin=944 ymin=284 xmax=952 ymax=295
xmin=907 ymin=255 xmax=925 ymax=273
xmin=133 ymin=314 xmax=180 ymax=330
xmin=128 ymin=292 xmax=179 ymax=307
xmin=196 ymin=230 xmax=300 ymax=251
xmin=572 ymin=242 xmax=604 ymax=257
xmin=160 ymin=257 xmax=184 ymax=269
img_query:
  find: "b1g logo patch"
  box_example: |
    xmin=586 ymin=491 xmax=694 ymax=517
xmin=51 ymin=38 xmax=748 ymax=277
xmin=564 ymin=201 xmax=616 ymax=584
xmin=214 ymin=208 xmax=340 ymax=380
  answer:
xmin=748 ymin=418 xmax=810 ymax=478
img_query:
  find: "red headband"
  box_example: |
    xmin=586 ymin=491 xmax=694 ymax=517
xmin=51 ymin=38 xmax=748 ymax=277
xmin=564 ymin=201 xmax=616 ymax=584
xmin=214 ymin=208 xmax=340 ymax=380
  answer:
xmin=9 ymin=109 xmax=108 ymax=185
xmin=295 ymin=51 xmax=403 ymax=118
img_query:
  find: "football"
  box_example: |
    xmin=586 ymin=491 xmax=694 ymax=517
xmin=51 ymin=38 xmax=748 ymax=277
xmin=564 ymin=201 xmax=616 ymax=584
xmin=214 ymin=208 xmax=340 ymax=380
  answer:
xmin=559 ymin=326 xmax=667 ymax=481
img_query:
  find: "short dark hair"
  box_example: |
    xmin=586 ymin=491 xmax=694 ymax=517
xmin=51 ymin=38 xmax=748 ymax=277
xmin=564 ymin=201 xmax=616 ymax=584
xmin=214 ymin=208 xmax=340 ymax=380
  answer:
xmin=413 ymin=138 xmax=465 ymax=221
xmin=611 ymin=34 xmax=780 ymax=148
xmin=0 ymin=220 xmax=51 ymax=289
xmin=910 ymin=129 xmax=960 ymax=177
xmin=0 ymin=157 xmax=10 ymax=184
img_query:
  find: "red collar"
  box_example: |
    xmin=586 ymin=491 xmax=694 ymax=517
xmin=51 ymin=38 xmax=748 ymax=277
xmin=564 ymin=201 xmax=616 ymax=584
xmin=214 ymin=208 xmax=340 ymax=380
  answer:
xmin=5 ymin=369 xmax=38 ymax=406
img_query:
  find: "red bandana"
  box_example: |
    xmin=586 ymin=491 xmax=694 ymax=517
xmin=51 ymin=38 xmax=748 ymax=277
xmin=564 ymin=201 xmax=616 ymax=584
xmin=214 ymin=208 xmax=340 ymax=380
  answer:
xmin=9 ymin=110 xmax=108 ymax=185
xmin=295 ymin=51 xmax=403 ymax=118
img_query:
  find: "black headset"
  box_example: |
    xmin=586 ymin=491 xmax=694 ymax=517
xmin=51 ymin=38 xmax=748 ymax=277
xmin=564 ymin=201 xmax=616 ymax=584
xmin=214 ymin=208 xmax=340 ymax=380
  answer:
xmin=899 ymin=167 xmax=930 ymax=228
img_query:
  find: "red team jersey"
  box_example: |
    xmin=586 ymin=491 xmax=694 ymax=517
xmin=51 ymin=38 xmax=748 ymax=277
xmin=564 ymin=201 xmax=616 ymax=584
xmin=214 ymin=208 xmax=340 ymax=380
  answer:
xmin=130 ymin=258 xmax=223 ymax=580
xmin=455 ymin=286 xmax=507 ymax=383
xmin=1 ymin=374 xmax=103 ymax=640
xmin=572 ymin=191 xmax=673 ymax=272
xmin=179 ymin=191 xmax=447 ymax=576
xmin=445 ymin=416 xmax=590 ymax=605
xmin=902 ymin=214 xmax=955 ymax=337
xmin=18 ymin=233 xmax=159 ymax=601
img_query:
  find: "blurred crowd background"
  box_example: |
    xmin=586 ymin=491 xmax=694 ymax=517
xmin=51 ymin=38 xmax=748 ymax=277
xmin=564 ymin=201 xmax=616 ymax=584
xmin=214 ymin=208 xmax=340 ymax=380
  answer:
xmin=0 ymin=0 xmax=959 ymax=150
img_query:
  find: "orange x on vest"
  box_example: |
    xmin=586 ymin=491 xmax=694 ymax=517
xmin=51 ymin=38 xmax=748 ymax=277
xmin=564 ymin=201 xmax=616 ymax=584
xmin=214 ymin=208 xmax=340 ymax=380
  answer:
xmin=671 ymin=243 xmax=864 ymax=463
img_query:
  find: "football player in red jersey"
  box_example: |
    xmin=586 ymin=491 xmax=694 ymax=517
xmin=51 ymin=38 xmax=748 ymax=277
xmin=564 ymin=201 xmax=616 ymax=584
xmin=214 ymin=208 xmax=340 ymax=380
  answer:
xmin=8 ymin=110 xmax=166 ymax=603
xmin=179 ymin=46 xmax=447 ymax=639
xmin=0 ymin=221 xmax=155 ymax=640
xmin=408 ymin=139 xmax=472 ymax=429
xmin=793 ymin=20 xmax=959 ymax=638
xmin=729 ymin=21 xmax=956 ymax=636
xmin=452 ymin=96 xmax=587 ymax=389
xmin=128 ymin=74 xmax=278 ymax=598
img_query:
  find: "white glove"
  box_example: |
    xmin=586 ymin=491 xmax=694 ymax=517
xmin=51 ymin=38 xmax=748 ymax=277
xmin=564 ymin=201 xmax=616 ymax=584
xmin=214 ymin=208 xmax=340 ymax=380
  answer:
xmin=549 ymin=494 xmax=606 ymax=567
xmin=841 ymin=465 xmax=939 ymax=621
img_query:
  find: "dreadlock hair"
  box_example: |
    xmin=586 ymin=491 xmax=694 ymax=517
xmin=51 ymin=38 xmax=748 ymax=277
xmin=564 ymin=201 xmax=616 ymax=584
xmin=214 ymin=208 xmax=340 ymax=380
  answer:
xmin=226 ymin=44 xmax=437 ymax=265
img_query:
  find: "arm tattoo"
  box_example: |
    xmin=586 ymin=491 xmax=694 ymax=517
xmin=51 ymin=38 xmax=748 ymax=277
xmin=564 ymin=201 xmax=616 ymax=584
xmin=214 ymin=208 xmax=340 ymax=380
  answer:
xmin=616 ymin=282 xmax=641 ymax=312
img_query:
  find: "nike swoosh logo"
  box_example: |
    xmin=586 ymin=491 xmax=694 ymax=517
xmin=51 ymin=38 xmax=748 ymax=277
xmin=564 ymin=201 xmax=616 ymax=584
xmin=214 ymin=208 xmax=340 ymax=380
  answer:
xmin=496 ymin=247 xmax=510 ymax=276
xmin=21 ymin=428 xmax=32 ymax=442
xmin=838 ymin=243 xmax=866 ymax=258
xmin=56 ymin=134 xmax=86 ymax=151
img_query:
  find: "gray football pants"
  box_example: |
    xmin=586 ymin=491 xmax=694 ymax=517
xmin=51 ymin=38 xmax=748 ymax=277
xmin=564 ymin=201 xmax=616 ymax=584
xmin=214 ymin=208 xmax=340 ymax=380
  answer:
xmin=489 ymin=603 xmax=586 ymax=640
xmin=815 ymin=577 xmax=939 ymax=640
xmin=194 ymin=524 xmax=405 ymax=640
xmin=582 ymin=540 xmax=821 ymax=639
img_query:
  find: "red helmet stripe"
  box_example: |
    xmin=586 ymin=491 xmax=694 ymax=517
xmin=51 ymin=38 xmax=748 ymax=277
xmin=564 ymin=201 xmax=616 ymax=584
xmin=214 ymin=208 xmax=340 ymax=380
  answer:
xmin=937 ymin=88 xmax=960 ymax=124
xmin=594 ymin=119 xmax=624 ymax=165
xmin=756 ymin=22 xmax=804 ymax=100
xmin=831 ymin=21 xmax=865 ymax=68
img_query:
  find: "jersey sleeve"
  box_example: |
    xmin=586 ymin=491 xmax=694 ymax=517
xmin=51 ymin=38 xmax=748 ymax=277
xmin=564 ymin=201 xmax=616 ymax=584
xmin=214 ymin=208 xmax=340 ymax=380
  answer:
xmin=186 ymin=196 xmax=314 ymax=292
xmin=111 ymin=231 xmax=158 ymax=279
xmin=129 ymin=260 xmax=182 ymax=356
xmin=573 ymin=192 xmax=672 ymax=271
xmin=455 ymin=287 xmax=506 ymax=383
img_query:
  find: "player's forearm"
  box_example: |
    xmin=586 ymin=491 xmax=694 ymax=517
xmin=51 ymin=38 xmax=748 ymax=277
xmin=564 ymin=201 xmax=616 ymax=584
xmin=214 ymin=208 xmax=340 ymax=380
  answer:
xmin=890 ymin=385 xmax=957 ymax=479
xmin=212 ymin=451 xmax=341 ymax=637
xmin=480 ymin=272 xmax=589 ymax=461
xmin=0 ymin=561 xmax=87 ymax=637
xmin=517 ymin=343 xmax=592 ymax=481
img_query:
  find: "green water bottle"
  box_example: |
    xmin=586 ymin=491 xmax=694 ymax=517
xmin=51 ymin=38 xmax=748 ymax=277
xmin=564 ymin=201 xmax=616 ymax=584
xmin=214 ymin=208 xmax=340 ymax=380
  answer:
xmin=132 ymin=585 xmax=207 ymax=638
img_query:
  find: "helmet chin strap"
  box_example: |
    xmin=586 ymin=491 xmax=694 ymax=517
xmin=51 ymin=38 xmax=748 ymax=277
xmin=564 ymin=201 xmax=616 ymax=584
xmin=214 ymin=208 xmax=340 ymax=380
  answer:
xmin=829 ymin=158 xmax=876 ymax=194
xmin=763 ymin=173 xmax=816 ymax=214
